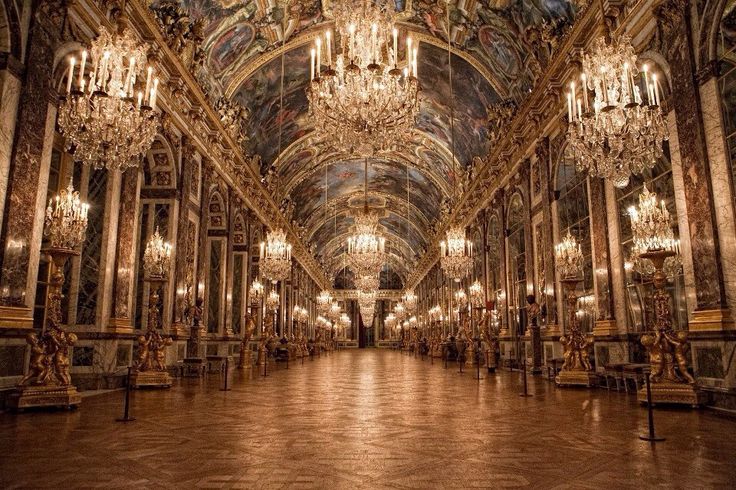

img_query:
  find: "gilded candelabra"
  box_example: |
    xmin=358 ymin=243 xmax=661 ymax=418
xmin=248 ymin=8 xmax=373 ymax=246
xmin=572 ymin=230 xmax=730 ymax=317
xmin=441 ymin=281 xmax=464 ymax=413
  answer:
xmin=554 ymin=231 xmax=595 ymax=387
xmin=10 ymin=181 xmax=89 ymax=410
xmin=629 ymin=188 xmax=702 ymax=406
xmin=132 ymin=228 xmax=173 ymax=388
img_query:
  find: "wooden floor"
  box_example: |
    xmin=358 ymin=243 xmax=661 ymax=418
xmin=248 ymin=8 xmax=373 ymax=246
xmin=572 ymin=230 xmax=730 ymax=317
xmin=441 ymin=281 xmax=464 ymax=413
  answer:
xmin=2 ymin=350 xmax=735 ymax=489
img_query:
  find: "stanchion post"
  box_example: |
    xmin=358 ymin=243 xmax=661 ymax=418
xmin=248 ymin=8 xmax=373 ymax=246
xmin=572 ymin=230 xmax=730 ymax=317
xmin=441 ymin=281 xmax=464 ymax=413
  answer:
xmin=116 ymin=366 xmax=136 ymax=422
xmin=220 ymin=357 xmax=231 ymax=391
xmin=639 ymin=372 xmax=665 ymax=442
xmin=519 ymin=359 xmax=531 ymax=397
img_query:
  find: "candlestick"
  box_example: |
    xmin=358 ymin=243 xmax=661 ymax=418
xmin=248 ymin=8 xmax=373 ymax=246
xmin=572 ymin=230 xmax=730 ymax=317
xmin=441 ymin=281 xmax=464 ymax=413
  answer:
xmin=67 ymin=57 xmax=75 ymax=94
xmin=78 ymin=51 xmax=87 ymax=88
xmin=310 ymin=48 xmax=315 ymax=81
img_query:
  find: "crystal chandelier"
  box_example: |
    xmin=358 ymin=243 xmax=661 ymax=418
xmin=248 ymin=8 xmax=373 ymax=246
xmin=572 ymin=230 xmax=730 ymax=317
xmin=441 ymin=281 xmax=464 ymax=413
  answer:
xmin=627 ymin=185 xmax=674 ymax=252
xmin=266 ymin=289 xmax=280 ymax=311
xmin=57 ymin=25 xmax=159 ymax=171
xmin=402 ymin=289 xmax=417 ymax=313
xmin=393 ymin=301 xmax=406 ymax=321
xmin=454 ymin=289 xmax=468 ymax=310
xmin=440 ymin=226 xmax=473 ymax=282
xmin=249 ymin=279 xmax=264 ymax=305
xmin=358 ymin=290 xmax=375 ymax=326
xmin=328 ymin=301 xmax=342 ymax=322
xmin=554 ymin=230 xmax=584 ymax=279
xmin=306 ymin=0 xmax=420 ymax=154
xmin=385 ymin=312 xmax=396 ymax=329
xmin=260 ymin=229 xmax=292 ymax=283
xmin=293 ymin=305 xmax=309 ymax=325
xmin=339 ymin=312 xmax=351 ymax=330
xmin=469 ymin=280 xmax=484 ymax=308
xmin=428 ymin=305 xmax=442 ymax=322
xmin=627 ymin=185 xmax=681 ymax=277
xmin=143 ymin=227 xmax=172 ymax=278
xmin=355 ymin=273 xmax=379 ymax=293
xmin=44 ymin=179 xmax=89 ymax=250
xmin=317 ymin=289 xmax=333 ymax=314
xmin=347 ymin=161 xmax=387 ymax=277
xmin=565 ymin=35 xmax=668 ymax=188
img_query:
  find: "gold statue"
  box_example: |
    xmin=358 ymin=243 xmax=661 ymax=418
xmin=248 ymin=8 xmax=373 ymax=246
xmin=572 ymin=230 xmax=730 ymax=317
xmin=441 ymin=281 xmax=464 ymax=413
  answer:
xmin=238 ymin=312 xmax=256 ymax=368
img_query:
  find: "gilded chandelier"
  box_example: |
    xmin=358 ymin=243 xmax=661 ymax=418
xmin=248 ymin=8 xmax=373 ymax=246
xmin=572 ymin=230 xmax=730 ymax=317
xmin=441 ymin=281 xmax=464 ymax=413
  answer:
xmin=57 ymin=26 xmax=159 ymax=171
xmin=317 ymin=289 xmax=333 ymax=314
xmin=358 ymin=290 xmax=375 ymax=326
xmin=347 ymin=210 xmax=386 ymax=277
xmin=565 ymin=35 xmax=668 ymax=188
xmin=554 ymin=230 xmax=584 ymax=279
xmin=440 ymin=226 xmax=473 ymax=282
xmin=260 ymin=229 xmax=292 ymax=283
xmin=355 ymin=273 xmax=379 ymax=293
xmin=627 ymin=185 xmax=681 ymax=277
xmin=143 ymin=227 xmax=172 ymax=278
xmin=249 ymin=279 xmax=264 ymax=305
xmin=469 ymin=280 xmax=484 ymax=308
xmin=402 ymin=289 xmax=417 ymax=313
xmin=306 ymin=0 xmax=420 ymax=154
xmin=266 ymin=289 xmax=280 ymax=311
xmin=44 ymin=179 xmax=89 ymax=250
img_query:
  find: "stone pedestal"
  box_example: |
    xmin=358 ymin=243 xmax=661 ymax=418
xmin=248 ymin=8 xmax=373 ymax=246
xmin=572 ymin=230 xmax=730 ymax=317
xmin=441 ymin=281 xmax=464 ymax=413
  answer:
xmin=555 ymin=370 xmax=597 ymax=387
xmin=130 ymin=370 xmax=172 ymax=389
xmin=107 ymin=317 xmax=134 ymax=334
xmin=637 ymin=382 xmax=705 ymax=407
xmin=593 ymin=319 xmax=618 ymax=337
xmin=8 ymin=385 xmax=81 ymax=410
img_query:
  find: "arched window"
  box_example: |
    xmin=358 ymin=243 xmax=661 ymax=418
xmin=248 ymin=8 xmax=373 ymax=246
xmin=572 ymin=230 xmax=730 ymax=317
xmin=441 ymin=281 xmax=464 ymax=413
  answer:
xmin=555 ymin=156 xmax=594 ymax=332
xmin=506 ymin=193 xmax=527 ymax=337
xmin=616 ymin=156 xmax=687 ymax=333
xmin=718 ymin=1 xmax=736 ymax=207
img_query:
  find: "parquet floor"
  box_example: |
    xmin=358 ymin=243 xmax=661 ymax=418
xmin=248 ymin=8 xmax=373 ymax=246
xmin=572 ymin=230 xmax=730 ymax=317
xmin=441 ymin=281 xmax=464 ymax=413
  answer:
xmin=1 ymin=350 xmax=735 ymax=489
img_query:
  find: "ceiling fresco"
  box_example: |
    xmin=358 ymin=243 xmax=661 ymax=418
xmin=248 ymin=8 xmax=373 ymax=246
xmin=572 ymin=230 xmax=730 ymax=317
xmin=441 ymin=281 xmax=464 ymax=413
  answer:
xmin=156 ymin=0 xmax=579 ymax=287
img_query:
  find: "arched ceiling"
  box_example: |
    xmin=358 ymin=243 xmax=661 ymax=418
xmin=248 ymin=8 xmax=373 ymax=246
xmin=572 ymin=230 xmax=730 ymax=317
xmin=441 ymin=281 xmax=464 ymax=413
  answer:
xmin=156 ymin=0 xmax=577 ymax=287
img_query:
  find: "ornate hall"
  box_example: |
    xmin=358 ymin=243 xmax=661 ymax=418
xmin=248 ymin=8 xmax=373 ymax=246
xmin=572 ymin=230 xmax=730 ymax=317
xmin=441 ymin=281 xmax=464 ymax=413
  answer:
xmin=1 ymin=0 xmax=736 ymax=487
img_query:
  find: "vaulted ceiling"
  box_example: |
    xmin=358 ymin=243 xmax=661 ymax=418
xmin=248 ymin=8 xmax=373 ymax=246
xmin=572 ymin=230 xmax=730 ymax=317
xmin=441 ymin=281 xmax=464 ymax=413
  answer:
xmin=158 ymin=0 xmax=577 ymax=288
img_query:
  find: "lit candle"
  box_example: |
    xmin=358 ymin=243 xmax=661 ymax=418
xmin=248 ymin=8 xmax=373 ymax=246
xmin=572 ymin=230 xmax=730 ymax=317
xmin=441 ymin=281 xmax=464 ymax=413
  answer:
xmin=137 ymin=91 xmax=143 ymax=109
xmin=67 ymin=57 xmax=76 ymax=94
xmin=570 ymin=81 xmax=576 ymax=119
xmin=78 ymin=50 xmax=87 ymax=88
xmin=316 ymin=37 xmax=321 ymax=77
xmin=100 ymin=51 xmax=110 ymax=91
xmin=310 ymin=48 xmax=315 ymax=81
xmin=144 ymin=66 xmax=152 ymax=102
xmin=393 ymin=28 xmax=398 ymax=66
xmin=567 ymin=92 xmax=572 ymax=122
xmin=150 ymin=78 xmax=159 ymax=109
xmin=652 ymin=73 xmax=660 ymax=106
xmin=577 ymin=98 xmax=582 ymax=122
xmin=407 ymin=37 xmax=412 ymax=66
xmin=123 ymin=57 xmax=134 ymax=96
xmin=413 ymin=47 xmax=418 ymax=78
xmin=642 ymin=64 xmax=651 ymax=104
xmin=581 ymin=73 xmax=589 ymax=112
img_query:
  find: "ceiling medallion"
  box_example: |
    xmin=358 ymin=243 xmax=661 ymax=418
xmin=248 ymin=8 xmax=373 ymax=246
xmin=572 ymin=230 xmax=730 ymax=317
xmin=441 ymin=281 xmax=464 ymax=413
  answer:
xmin=58 ymin=24 xmax=159 ymax=171
xmin=306 ymin=0 xmax=420 ymax=155
xmin=565 ymin=34 xmax=668 ymax=188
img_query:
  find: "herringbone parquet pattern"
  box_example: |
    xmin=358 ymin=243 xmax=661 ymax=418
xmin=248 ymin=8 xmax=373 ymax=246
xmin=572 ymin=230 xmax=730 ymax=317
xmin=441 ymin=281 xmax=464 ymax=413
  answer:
xmin=2 ymin=350 xmax=735 ymax=489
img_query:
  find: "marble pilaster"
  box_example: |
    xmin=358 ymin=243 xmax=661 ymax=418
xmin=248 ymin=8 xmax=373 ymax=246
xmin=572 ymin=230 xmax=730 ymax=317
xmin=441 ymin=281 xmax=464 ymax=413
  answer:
xmin=0 ymin=7 xmax=61 ymax=328
xmin=97 ymin=170 xmax=122 ymax=328
xmin=698 ymin=77 xmax=736 ymax=325
xmin=604 ymin=181 xmax=628 ymax=335
xmin=0 ymin=55 xmax=23 ymax=237
xmin=588 ymin=178 xmax=616 ymax=336
xmin=195 ymin=160 xmax=213 ymax=306
xmin=655 ymin=0 xmax=732 ymax=330
xmin=108 ymin=169 xmax=141 ymax=332
xmin=537 ymin=137 xmax=559 ymax=334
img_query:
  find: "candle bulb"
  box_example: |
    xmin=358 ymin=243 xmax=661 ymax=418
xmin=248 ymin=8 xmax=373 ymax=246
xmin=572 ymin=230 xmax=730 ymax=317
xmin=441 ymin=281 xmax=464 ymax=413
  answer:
xmin=393 ymin=28 xmax=398 ymax=66
xmin=78 ymin=50 xmax=87 ymax=88
xmin=316 ymin=37 xmax=321 ymax=77
xmin=144 ymin=66 xmax=152 ymax=102
xmin=67 ymin=57 xmax=76 ymax=94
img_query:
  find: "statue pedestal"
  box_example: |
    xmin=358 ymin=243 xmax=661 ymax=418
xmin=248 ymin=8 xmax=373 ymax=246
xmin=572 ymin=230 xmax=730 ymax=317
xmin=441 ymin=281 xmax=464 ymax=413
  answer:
xmin=131 ymin=370 xmax=172 ymax=389
xmin=183 ymin=358 xmax=204 ymax=377
xmin=637 ymin=382 xmax=705 ymax=407
xmin=169 ymin=322 xmax=190 ymax=338
xmin=555 ymin=369 xmax=597 ymax=387
xmin=8 ymin=385 xmax=81 ymax=410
